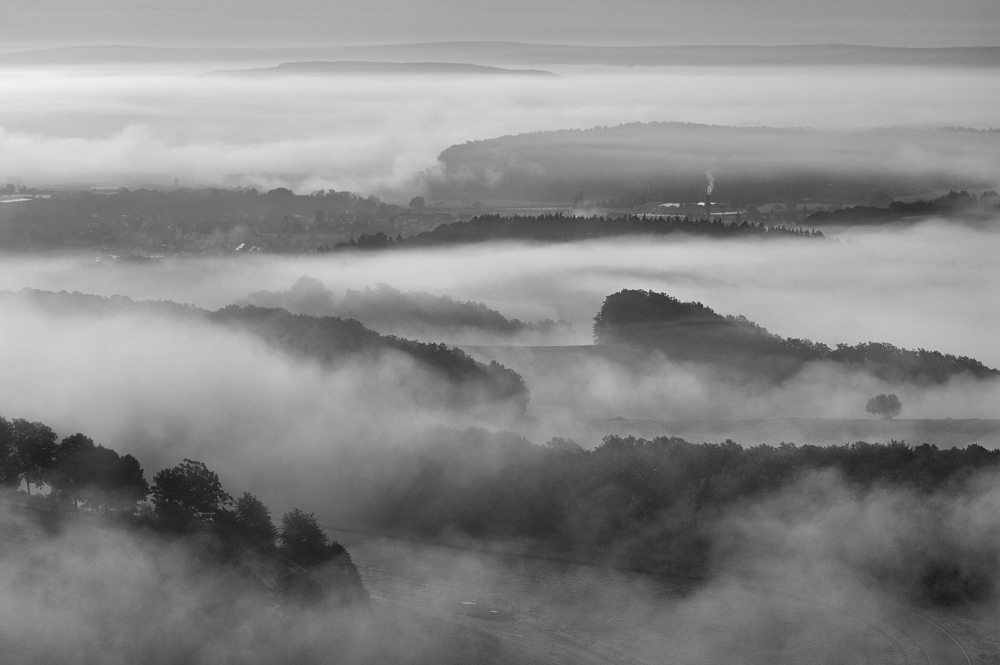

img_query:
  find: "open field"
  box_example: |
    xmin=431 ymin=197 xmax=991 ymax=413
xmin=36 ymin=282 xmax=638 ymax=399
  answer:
xmin=461 ymin=345 xmax=1000 ymax=448
xmin=330 ymin=529 xmax=963 ymax=665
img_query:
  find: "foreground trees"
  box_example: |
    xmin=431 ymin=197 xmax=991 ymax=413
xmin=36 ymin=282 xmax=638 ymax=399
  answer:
xmin=280 ymin=508 xmax=339 ymax=566
xmin=0 ymin=412 xmax=367 ymax=610
xmin=233 ymin=491 xmax=279 ymax=548
xmin=151 ymin=459 xmax=232 ymax=527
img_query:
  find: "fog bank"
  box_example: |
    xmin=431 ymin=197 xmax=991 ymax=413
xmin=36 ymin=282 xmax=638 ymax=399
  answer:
xmin=2 ymin=65 xmax=1000 ymax=195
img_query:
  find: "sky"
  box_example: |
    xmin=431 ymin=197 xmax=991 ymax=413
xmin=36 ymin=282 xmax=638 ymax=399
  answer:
xmin=5 ymin=0 xmax=1000 ymax=51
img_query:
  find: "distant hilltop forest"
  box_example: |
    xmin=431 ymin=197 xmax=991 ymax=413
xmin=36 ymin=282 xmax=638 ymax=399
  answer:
xmin=327 ymin=214 xmax=823 ymax=251
xmin=3 ymin=44 xmax=998 ymax=68
xmin=594 ymin=289 xmax=998 ymax=385
xmin=2 ymin=288 xmax=529 ymax=414
xmin=241 ymin=278 xmax=572 ymax=343
xmin=213 ymin=61 xmax=557 ymax=77
xmin=423 ymin=122 xmax=1000 ymax=206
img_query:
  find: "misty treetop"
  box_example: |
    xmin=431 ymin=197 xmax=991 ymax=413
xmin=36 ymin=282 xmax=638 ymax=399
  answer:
xmin=241 ymin=278 xmax=572 ymax=341
xmin=1 ymin=288 xmax=530 ymax=414
xmin=593 ymin=289 xmax=998 ymax=384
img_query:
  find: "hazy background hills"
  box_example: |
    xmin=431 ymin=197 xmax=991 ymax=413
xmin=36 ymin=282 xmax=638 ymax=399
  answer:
xmin=425 ymin=123 xmax=1000 ymax=205
xmin=4 ymin=44 xmax=1000 ymax=69
xmin=4 ymin=0 xmax=998 ymax=50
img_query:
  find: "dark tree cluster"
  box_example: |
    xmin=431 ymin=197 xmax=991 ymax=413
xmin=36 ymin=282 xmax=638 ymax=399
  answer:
xmin=356 ymin=431 xmax=1000 ymax=545
xmin=0 ymin=412 xmax=367 ymax=601
xmin=866 ymin=393 xmax=903 ymax=420
xmin=320 ymin=230 xmax=404 ymax=251
xmin=340 ymin=428 xmax=1000 ymax=603
xmin=593 ymin=289 xmax=998 ymax=384
xmin=0 ymin=417 xmax=147 ymax=511
xmin=330 ymin=213 xmax=822 ymax=251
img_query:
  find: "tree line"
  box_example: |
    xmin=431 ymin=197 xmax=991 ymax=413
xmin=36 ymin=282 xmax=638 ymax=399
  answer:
xmin=338 ymin=428 xmax=1000 ymax=604
xmin=327 ymin=213 xmax=824 ymax=251
xmin=241 ymin=278 xmax=572 ymax=341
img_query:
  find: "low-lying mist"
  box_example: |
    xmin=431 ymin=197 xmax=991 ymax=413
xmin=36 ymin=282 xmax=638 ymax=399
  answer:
xmin=1 ymin=221 xmax=995 ymax=363
xmin=3 ymin=441 xmax=998 ymax=664
xmin=0 ymin=222 xmax=996 ymax=518
xmin=2 ymin=63 xmax=1000 ymax=194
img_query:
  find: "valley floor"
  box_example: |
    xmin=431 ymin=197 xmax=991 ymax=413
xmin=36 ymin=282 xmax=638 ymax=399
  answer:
xmin=331 ymin=529 xmax=968 ymax=665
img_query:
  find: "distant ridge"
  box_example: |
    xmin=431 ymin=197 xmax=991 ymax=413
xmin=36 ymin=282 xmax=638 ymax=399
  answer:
xmin=211 ymin=61 xmax=556 ymax=77
xmin=2 ymin=43 xmax=999 ymax=68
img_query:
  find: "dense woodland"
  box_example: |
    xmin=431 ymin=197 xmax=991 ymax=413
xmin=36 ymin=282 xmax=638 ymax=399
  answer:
xmin=0 ymin=413 xmax=368 ymax=603
xmin=335 ymin=428 xmax=1000 ymax=604
xmin=594 ymin=289 xmax=999 ymax=384
xmin=328 ymin=214 xmax=823 ymax=251
xmin=2 ymin=288 xmax=529 ymax=413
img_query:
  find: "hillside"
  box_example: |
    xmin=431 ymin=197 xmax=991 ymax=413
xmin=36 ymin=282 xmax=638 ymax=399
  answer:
xmin=240 ymin=278 xmax=572 ymax=343
xmin=1 ymin=288 xmax=529 ymax=413
xmin=423 ymin=122 xmax=1000 ymax=205
xmin=213 ymin=61 xmax=556 ymax=77
xmin=594 ymin=289 xmax=998 ymax=384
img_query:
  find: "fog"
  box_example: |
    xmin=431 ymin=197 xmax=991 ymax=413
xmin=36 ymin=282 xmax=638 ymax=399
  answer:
xmin=0 ymin=222 xmax=996 ymax=513
xmin=1 ymin=221 xmax=997 ymax=660
xmin=2 ymin=64 xmax=1000 ymax=195
xmin=1 ymin=222 xmax=996 ymax=362
xmin=2 ymin=459 xmax=997 ymax=663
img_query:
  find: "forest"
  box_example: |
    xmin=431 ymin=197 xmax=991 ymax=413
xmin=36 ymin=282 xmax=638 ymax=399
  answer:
xmin=6 ymin=406 xmax=999 ymax=608
xmin=327 ymin=214 xmax=823 ymax=251
xmin=330 ymin=427 xmax=1000 ymax=605
xmin=594 ymin=289 xmax=999 ymax=384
